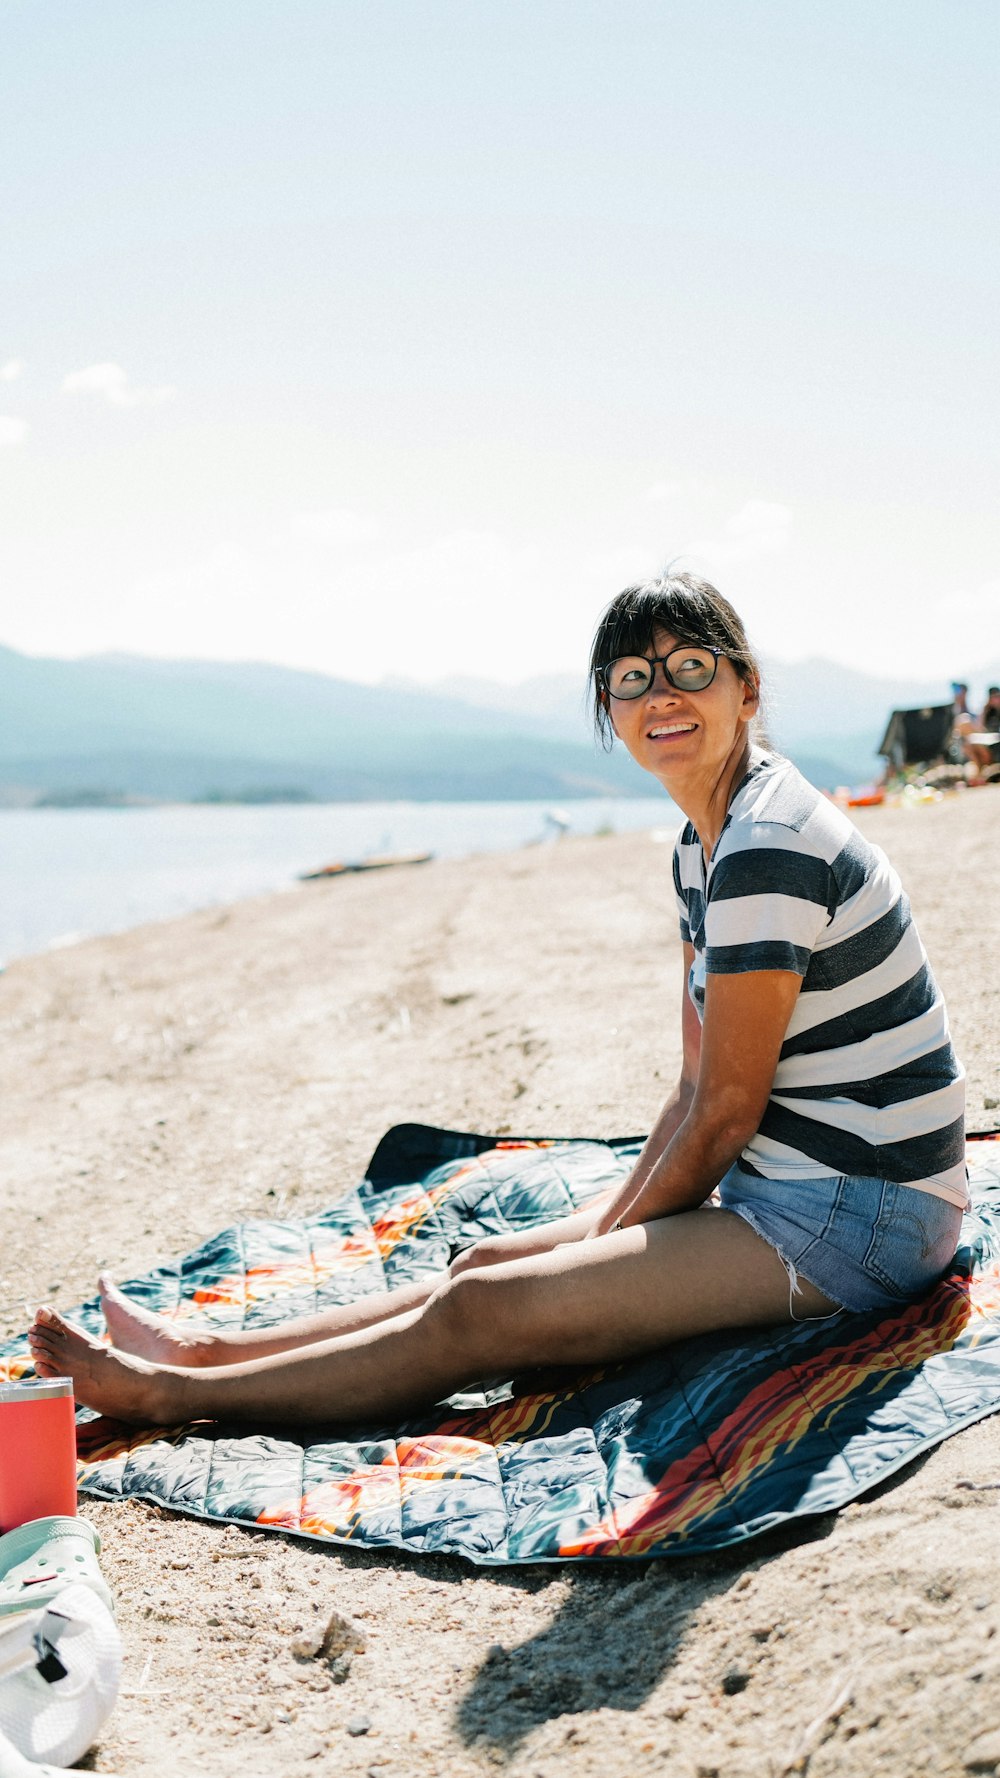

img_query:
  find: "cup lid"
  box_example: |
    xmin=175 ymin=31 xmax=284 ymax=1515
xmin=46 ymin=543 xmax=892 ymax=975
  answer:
xmin=0 ymin=1378 xmax=74 ymax=1402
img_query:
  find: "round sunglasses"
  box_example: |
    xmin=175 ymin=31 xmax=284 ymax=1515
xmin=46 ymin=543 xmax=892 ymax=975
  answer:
xmin=600 ymin=644 xmax=724 ymax=701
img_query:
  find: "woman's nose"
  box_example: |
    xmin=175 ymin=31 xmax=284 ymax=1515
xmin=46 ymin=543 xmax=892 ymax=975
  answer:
xmin=648 ymin=661 xmax=679 ymax=696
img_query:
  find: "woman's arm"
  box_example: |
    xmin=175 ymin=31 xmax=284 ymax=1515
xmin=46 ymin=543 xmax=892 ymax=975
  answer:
xmin=592 ymin=961 xmax=803 ymax=1232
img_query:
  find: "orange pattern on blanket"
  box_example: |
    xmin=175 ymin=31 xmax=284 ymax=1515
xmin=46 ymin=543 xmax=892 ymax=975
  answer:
xmin=76 ymin=1415 xmax=185 ymax=1467
xmin=184 ymin=1235 xmax=381 ymax=1314
xmin=0 ymin=1356 xmax=34 ymax=1384
xmin=558 ymin=1277 xmax=975 ymax=1558
xmin=257 ymin=1434 xmax=490 ymax=1537
xmin=369 ymin=1180 xmax=465 ymax=1258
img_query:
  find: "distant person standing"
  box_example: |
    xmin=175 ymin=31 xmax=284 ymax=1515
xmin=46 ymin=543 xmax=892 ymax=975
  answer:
xmin=951 ymin=682 xmax=974 ymax=735
xmin=950 ymin=682 xmax=993 ymax=776
xmin=975 ymin=686 xmax=1000 ymax=775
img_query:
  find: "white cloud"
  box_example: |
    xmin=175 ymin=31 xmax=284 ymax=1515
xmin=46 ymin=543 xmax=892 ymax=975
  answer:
xmin=947 ymin=577 xmax=1000 ymax=619
xmin=581 ymin=544 xmax=663 ymax=588
xmin=724 ymin=499 xmax=792 ymax=546
xmin=107 ymin=509 xmax=804 ymax=685
xmin=644 ymin=476 xmax=712 ymax=504
xmin=0 ymin=415 xmax=27 ymax=447
xmin=685 ymin=498 xmax=793 ymax=568
xmin=0 ymin=359 xmax=23 ymax=383
xmin=61 ymin=362 xmax=176 ymax=408
xmin=289 ymin=509 xmax=378 ymax=546
xmin=126 ymin=543 xmax=263 ymax=655
xmin=118 ymin=526 xmax=556 ymax=680
xmin=943 ymin=579 xmax=1000 ymax=677
xmin=351 ymin=527 xmax=544 ymax=644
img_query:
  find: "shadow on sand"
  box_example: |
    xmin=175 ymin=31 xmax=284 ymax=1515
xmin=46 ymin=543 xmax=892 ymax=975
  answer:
xmin=452 ymin=1514 xmax=838 ymax=1755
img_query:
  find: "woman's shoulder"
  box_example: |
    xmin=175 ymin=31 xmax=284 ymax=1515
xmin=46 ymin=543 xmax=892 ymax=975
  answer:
xmin=725 ymin=751 xmax=867 ymax=858
xmin=717 ymin=754 xmax=893 ymax=910
xmin=731 ymin=750 xmax=821 ymax=825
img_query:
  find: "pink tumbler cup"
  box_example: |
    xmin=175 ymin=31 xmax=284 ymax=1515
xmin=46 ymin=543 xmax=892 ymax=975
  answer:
xmin=0 ymin=1378 xmax=78 ymax=1532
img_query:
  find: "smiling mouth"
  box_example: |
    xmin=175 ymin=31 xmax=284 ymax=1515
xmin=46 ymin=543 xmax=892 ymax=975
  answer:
xmin=648 ymin=723 xmax=697 ymax=739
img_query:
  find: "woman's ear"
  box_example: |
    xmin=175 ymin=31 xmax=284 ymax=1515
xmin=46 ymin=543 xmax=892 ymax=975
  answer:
xmin=738 ymin=675 xmax=760 ymax=724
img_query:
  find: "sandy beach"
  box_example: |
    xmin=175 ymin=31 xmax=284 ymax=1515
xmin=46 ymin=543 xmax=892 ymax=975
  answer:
xmin=2 ymin=787 xmax=1000 ymax=1778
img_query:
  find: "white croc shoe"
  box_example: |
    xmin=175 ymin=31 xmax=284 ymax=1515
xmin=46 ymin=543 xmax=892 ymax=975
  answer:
xmin=0 ymin=1519 xmax=113 ymax=1621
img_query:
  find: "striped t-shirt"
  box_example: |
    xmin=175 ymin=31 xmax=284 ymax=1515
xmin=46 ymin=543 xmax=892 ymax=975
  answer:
xmin=672 ymin=751 xmax=967 ymax=1206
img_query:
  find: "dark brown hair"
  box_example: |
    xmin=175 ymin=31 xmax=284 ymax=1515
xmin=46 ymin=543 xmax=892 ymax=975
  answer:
xmin=589 ymin=570 xmax=764 ymax=749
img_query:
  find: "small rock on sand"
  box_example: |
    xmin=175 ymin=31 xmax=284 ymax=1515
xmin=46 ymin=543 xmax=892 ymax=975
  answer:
xmin=964 ymin=1731 xmax=1000 ymax=1773
xmin=290 ymin=1607 xmax=368 ymax=1661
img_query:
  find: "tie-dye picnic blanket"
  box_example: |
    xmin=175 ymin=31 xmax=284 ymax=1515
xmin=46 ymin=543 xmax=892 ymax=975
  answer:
xmin=4 ymin=1126 xmax=1000 ymax=1565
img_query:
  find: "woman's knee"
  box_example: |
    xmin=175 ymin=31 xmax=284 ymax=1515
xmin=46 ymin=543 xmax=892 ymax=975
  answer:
xmin=448 ymin=1236 xmax=507 ymax=1279
xmin=448 ymin=1243 xmax=484 ymax=1280
xmin=426 ymin=1268 xmax=496 ymax=1358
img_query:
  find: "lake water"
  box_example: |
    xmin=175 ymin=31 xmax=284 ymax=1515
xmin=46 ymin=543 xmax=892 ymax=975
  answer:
xmin=0 ymin=798 xmax=676 ymax=964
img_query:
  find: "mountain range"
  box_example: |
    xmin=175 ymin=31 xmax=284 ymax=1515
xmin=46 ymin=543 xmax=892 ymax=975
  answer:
xmin=0 ymin=641 xmax=987 ymax=806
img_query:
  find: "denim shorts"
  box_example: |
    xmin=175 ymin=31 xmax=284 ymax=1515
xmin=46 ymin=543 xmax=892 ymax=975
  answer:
xmin=719 ymin=1161 xmax=965 ymax=1315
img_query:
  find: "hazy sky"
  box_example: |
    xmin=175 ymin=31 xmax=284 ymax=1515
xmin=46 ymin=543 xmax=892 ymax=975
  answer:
xmin=2 ymin=1 xmax=998 ymax=688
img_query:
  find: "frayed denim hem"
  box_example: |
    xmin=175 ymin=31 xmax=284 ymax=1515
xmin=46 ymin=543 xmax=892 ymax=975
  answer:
xmin=727 ymin=1202 xmax=846 ymax=1323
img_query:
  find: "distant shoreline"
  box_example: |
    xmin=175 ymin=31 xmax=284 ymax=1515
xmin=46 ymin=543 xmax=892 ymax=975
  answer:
xmin=0 ymin=794 xmax=678 ymax=966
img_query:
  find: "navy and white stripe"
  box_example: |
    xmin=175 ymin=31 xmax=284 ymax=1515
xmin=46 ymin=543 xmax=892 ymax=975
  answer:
xmin=672 ymin=752 xmax=967 ymax=1204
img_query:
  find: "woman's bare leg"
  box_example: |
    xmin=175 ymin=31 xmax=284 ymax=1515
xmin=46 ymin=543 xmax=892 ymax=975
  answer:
xmin=96 ymin=1272 xmax=442 ymax=1366
xmin=28 ymin=1209 xmax=835 ymax=1427
xmin=95 ymin=1207 xmax=601 ymax=1366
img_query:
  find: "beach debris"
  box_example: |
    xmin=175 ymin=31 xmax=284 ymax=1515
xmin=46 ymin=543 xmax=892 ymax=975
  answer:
xmin=346 ymin=1713 xmax=373 ymax=1737
xmin=963 ymin=1730 xmax=1000 ymax=1773
xmin=775 ymin=1667 xmax=858 ymax=1775
xmin=290 ymin=1607 xmax=367 ymax=1666
xmin=119 ymin=1650 xmax=172 ymax=1697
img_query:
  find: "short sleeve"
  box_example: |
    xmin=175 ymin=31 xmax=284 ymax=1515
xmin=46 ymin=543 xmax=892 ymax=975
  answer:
xmin=703 ymin=839 xmax=834 ymax=976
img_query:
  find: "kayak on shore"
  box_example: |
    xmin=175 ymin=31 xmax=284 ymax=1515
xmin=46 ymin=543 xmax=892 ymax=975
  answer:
xmin=299 ymin=851 xmax=434 ymax=880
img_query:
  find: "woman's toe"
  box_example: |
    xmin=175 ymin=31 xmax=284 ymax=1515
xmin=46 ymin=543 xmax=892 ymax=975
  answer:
xmin=33 ymin=1304 xmax=66 ymax=1334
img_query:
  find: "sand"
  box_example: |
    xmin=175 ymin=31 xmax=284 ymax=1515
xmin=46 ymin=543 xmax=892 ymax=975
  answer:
xmin=2 ymin=786 xmax=1000 ymax=1778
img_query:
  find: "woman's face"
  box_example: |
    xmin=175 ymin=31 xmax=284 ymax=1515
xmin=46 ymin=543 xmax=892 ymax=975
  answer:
xmin=606 ymin=627 xmax=758 ymax=787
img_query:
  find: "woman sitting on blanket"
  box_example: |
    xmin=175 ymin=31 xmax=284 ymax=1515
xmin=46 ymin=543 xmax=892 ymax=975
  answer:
xmin=30 ymin=572 xmax=968 ymax=1426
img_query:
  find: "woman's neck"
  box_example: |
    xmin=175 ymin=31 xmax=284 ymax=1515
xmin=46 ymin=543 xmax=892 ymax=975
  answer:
xmin=673 ymin=733 xmax=758 ymax=861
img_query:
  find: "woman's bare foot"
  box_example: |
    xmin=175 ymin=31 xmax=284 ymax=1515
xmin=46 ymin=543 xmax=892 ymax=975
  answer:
xmin=98 ymin=1273 xmax=216 ymax=1366
xmin=29 ymin=1305 xmax=182 ymax=1425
